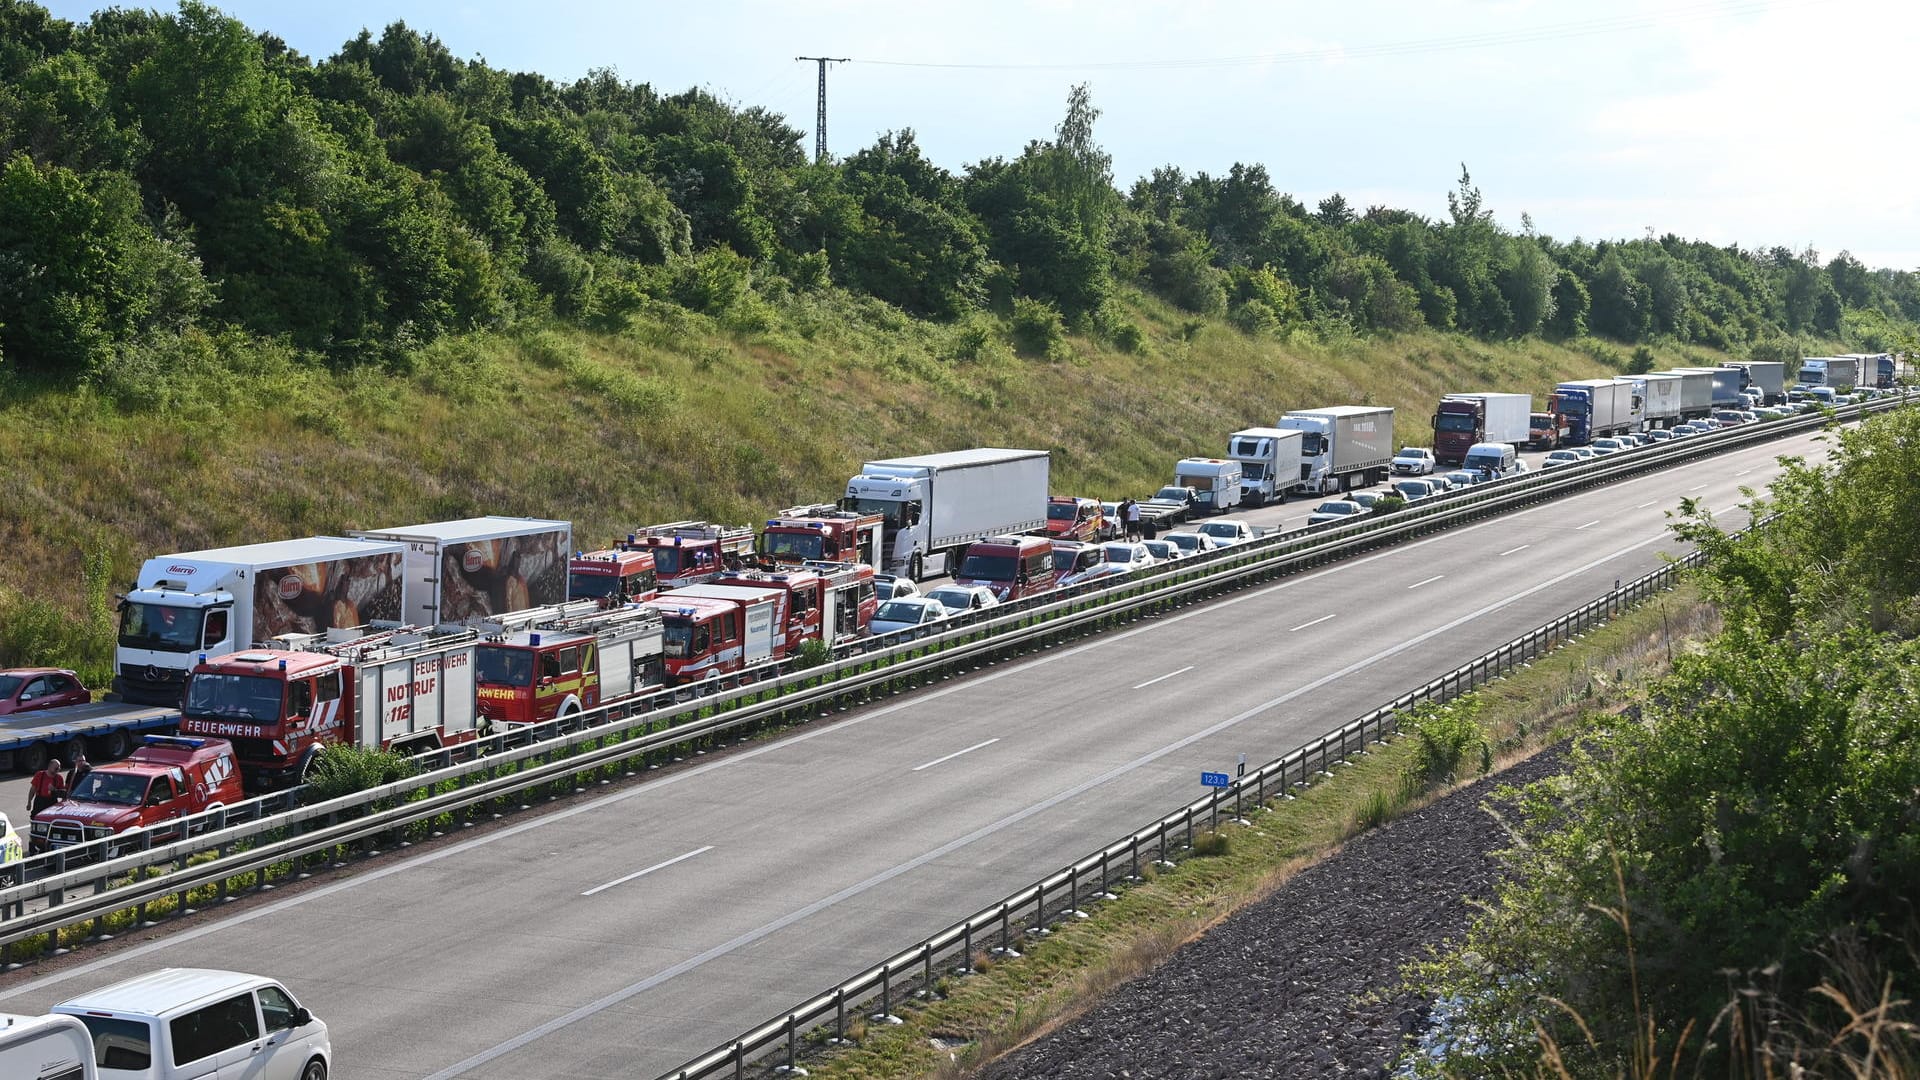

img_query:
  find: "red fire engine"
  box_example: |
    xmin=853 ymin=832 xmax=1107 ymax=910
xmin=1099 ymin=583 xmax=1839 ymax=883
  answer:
xmin=567 ymin=548 xmax=660 ymax=608
xmin=755 ymin=503 xmax=885 ymax=568
xmin=471 ymin=601 xmax=666 ymax=727
xmin=715 ymin=561 xmax=878 ymax=650
xmin=641 ymin=583 xmax=790 ymax=684
xmin=179 ymin=623 xmax=483 ymax=787
xmin=626 ymin=521 xmax=755 ymax=589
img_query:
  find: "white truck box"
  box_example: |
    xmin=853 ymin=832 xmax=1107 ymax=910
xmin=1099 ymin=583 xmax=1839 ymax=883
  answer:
xmin=115 ymin=537 xmax=406 ymax=706
xmin=1672 ymin=367 xmax=1742 ymax=408
xmin=1634 ymin=373 xmax=1683 ymax=426
xmin=1225 ymin=427 xmax=1304 ymax=506
xmin=351 ymin=516 xmax=571 ymax=625
xmin=0 ymin=1011 xmax=97 ymax=1080
xmin=1662 ymin=369 xmax=1714 ymax=417
xmin=843 ymin=448 xmax=1051 ymax=580
xmin=1278 ymin=406 xmax=1395 ymax=494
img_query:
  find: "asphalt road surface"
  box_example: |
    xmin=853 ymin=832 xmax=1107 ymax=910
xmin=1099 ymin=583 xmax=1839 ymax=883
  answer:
xmin=0 ymin=426 xmax=1839 ymax=1079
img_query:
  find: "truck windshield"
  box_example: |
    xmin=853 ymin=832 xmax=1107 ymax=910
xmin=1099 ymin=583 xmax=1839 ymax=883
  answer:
xmin=1297 ymin=433 xmax=1324 ymax=456
xmin=70 ymin=771 xmax=149 ymax=806
xmin=660 ymin=619 xmax=709 ymax=658
xmin=184 ymin=673 xmax=282 ymax=723
xmin=843 ymin=497 xmax=903 ymax=527
xmin=476 ymin=646 xmax=534 ymax=686
xmin=118 ymin=602 xmax=206 ymax=653
xmin=959 ymin=554 xmax=1017 ymax=582
xmin=761 ymin=531 xmax=825 ymax=560
xmin=1046 ymin=503 xmax=1078 ymax=521
xmin=1239 ymin=463 xmax=1266 ymax=480
xmin=1434 ymin=414 xmax=1477 ymax=433
xmin=651 ymin=547 xmax=690 ymax=575
xmin=567 ymin=573 xmax=619 ymax=600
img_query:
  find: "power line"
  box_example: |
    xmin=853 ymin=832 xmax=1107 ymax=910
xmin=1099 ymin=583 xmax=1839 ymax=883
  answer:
xmin=846 ymin=0 xmax=1822 ymax=72
xmin=795 ymin=56 xmax=850 ymax=163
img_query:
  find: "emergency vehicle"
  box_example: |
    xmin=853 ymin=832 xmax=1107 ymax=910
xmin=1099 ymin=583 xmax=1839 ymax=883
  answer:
xmin=31 ymin=735 xmax=244 ymax=852
xmin=1045 ymin=497 xmax=1105 ymax=543
xmin=627 ymin=521 xmax=756 ymax=589
xmin=567 ymin=547 xmax=660 ymax=608
xmin=715 ymin=561 xmax=878 ymax=650
xmin=955 ymin=535 xmax=1058 ymax=601
xmin=642 ymin=584 xmax=790 ymax=684
xmin=179 ymin=623 xmax=482 ymax=787
xmin=756 ymin=503 xmax=885 ymax=568
xmin=471 ymin=601 xmax=666 ymax=727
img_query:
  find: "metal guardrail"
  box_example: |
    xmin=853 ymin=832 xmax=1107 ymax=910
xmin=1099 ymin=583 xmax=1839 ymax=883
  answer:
xmin=659 ymin=524 xmax=1750 ymax=1080
xmin=0 ymin=398 xmax=1890 ymax=952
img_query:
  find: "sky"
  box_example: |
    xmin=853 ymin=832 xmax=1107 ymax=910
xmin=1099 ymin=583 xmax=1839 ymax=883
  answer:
xmin=41 ymin=0 xmax=1920 ymax=270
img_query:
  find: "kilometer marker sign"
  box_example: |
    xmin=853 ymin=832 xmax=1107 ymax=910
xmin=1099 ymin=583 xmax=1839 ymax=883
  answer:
xmin=1200 ymin=771 xmax=1231 ymax=788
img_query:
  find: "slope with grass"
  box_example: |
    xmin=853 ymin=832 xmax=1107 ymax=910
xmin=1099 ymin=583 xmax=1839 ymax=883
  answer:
xmin=0 ymin=289 xmax=1736 ymax=681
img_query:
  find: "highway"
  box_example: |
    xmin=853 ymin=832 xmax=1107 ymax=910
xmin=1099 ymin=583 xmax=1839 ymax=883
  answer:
xmin=0 ymin=426 xmax=1834 ymax=1079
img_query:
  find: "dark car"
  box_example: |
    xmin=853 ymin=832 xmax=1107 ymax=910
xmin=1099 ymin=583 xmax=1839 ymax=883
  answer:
xmin=0 ymin=668 xmax=91 ymax=716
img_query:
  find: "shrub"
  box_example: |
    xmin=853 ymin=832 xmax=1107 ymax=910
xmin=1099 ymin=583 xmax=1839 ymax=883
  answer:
xmin=1009 ymin=297 xmax=1068 ymax=360
xmin=1401 ymin=700 xmax=1489 ymax=788
xmin=792 ymin=638 xmax=832 ymax=669
xmin=304 ymin=745 xmax=419 ymax=802
xmin=1628 ymin=344 xmax=1657 ymax=374
xmin=1190 ymin=828 xmax=1231 ymax=857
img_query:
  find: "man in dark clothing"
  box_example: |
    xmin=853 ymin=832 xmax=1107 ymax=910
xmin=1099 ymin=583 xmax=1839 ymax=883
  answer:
xmin=66 ymin=751 xmax=92 ymax=792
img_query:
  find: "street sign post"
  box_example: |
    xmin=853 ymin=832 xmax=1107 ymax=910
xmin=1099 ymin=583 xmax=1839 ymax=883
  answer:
xmin=1200 ymin=771 xmax=1230 ymax=788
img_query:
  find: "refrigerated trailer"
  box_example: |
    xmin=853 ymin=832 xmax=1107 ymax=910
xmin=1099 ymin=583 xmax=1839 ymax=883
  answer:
xmin=1278 ymin=406 xmax=1395 ymax=494
xmin=351 ymin=516 xmax=571 ymax=625
xmin=1634 ymin=373 xmax=1683 ymax=428
xmin=843 ymin=448 xmax=1051 ymax=580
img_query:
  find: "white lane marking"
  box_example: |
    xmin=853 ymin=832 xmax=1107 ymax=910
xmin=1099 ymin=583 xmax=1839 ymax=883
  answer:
xmin=416 ymin=528 xmax=1676 ymax=1080
xmin=1575 ymin=520 xmax=1600 ymax=530
xmin=911 ymin=738 xmax=1001 ymax=772
xmin=581 ymin=847 xmax=713 ymax=897
xmin=1736 ymin=468 xmax=1753 ymax=477
xmin=1407 ymin=575 xmax=1444 ymax=589
xmin=1635 ymin=500 xmax=1658 ymax=509
xmin=1130 ymin=666 xmax=1194 ymax=690
xmin=1689 ymin=483 xmax=1708 ymax=490
xmin=1288 ymin=614 xmax=1336 ymax=632
xmin=1498 ymin=545 xmax=1530 ymax=557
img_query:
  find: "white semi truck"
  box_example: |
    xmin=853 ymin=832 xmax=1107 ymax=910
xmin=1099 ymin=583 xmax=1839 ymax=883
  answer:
xmin=1278 ymin=406 xmax=1395 ymax=494
xmin=842 ymin=448 xmax=1051 ymax=581
xmin=114 ymin=537 xmax=406 ymax=706
xmin=350 ymin=516 xmax=572 ymax=625
xmin=1225 ymin=427 xmax=1305 ymax=506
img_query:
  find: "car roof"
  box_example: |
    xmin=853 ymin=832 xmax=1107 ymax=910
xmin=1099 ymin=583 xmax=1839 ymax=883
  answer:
xmin=54 ymin=968 xmax=276 ymax=1017
xmin=0 ymin=667 xmax=77 ymax=678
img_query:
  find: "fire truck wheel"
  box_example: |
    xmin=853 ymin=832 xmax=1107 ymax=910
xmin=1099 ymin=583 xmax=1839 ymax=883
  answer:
xmin=299 ymin=749 xmax=324 ymax=785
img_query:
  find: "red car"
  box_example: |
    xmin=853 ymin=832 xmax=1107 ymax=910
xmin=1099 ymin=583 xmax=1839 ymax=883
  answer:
xmin=0 ymin=668 xmax=91 ymax=716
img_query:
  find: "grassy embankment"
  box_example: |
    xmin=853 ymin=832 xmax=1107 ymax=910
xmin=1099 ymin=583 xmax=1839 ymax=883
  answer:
xmin=799 ymin=585 xmax=1722 ymax=1080
xmin=0 ymin=286 xmax=1735 ymax=679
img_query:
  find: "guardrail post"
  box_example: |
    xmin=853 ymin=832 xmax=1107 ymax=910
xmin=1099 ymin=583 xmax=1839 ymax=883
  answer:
xmin=1032 ymin=880 xmax=1048 ymax=935
xmin=922 ymin=941 xmax=934 ymax=997
xmin=832 ymin=988 xmax=847 ymax=1042
xmin=732 ymin=1040 xmax=745 ymax=1080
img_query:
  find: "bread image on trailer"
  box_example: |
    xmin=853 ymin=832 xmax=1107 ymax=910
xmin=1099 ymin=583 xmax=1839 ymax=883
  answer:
xmin=351 ymin=516 xmax=573 ymax=625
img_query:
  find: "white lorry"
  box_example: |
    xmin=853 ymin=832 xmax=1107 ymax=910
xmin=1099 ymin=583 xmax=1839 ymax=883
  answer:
xmin=1172 ymin=458 xmax=1244 ymax=513
xmin=1634 ymin=373 xmax=1683 ymax=429
xmin=350 ymin=516 xmax=572 ymax=625
xmin=115 ymin=537 xmax=406 ymax=706
xmin=843 ymin=448 xmax=1051 ymax=581
xmin=1225 ymin=428 xmax=1305 ymax=506
xmin=1278 ymin=406 xmax=1395 ymax=494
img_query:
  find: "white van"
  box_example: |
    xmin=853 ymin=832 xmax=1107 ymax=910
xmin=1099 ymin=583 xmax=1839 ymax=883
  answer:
xmin=0 ymin=1012 xmax=97 ymax=1080
xmin=1460 ymin=441 xmax=1518 ymax=478
xmin=52 ymin=969 xmax=329 ymax=1080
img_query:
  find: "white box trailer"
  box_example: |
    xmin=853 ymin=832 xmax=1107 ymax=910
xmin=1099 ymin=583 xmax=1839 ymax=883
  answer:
xmin=0 ymin=1011 xmax=96 ymax=1080
xmin=843 ymin=448 xmax=1051 ymax=580
xmin=351 ymin=516 xmax=571 ymax=625
xmin=1225 ymin=427 xmax=1304 ymax=506
xmin=1662 ymin=369 xmax=1715 ymax=418
xmin=115 ymin=537 xmax=406 ymax=706
xmin=1672 ymin=367 xmax=1742 ymax=408
xmin=1634 ymin=373 xmax=1683 ymax=427
xmin=1278 ymin=406 xmax=1395 ymax=494
xmin=1721 ymin=361 xmax=1786 ymax=403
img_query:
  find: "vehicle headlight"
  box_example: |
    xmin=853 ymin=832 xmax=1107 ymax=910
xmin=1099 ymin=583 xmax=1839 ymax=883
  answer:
xmin=29 ymin=823 xmax=48 ymax=838
xmin=85 ymin=825 xmax=114 ymax=839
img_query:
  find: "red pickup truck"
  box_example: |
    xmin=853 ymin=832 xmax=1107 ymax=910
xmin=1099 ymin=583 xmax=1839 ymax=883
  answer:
xmin=30 ymin=735 xmax=243 ymax=853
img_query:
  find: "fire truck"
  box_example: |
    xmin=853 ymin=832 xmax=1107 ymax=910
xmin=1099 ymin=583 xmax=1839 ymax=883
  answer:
xmin=756 ymin=504 xmax=885 ymax=568
xmin=715 ymin=561 xmax=878 ymax=650
xmin=471 ymin=601 xmax=666 ymax=727
xmin=642 ymin=584 xmax=791 ymax=684
xmin=179 ymin=623 xmax=482 ymax=787
xmin=567 ymin=547 xmax=660 ymax=608
xmin=627 ymin=521 xmax=756 ymax=589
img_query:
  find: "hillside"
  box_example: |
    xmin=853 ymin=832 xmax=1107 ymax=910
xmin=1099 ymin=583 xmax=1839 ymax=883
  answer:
xmin=0 ymin=288 xmax=1737 ymax=681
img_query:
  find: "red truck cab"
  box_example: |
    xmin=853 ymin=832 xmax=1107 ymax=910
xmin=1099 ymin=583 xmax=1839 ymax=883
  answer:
xmin=642 ymin=584 xmax=788 ymax=684
xmin=475 ymin=628 xmax=600 ymax=724
xmin=756 ymin=504 xmax=886 ymax=568
xmin=568 ymin=548 xmax=659 ymax=608
xmin=627 ymin=522 xmax=756 ymax=590
xmin=716 ymin=563 xmax=877 ymax=649
xmin=30 ymin=735 xmax=243 ymax=852
xmin=955 ymin=535 xmax=1057 ymax=601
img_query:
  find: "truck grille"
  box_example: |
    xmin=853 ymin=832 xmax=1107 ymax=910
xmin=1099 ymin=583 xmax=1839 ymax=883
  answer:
xmin=46 ymin=821 xmax=86 ymax=847
xmin=225 ymin=737 xmax=279 ymax=764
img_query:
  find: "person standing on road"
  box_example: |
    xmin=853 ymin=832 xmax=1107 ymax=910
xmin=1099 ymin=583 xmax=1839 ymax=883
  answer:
xmin=1124 ymin=500 xmax=1141 ymax=540
xmin=29 ymin=759 xmax=67 ymax=816
xmin=66 ymin=751 xmax=92 ymax=792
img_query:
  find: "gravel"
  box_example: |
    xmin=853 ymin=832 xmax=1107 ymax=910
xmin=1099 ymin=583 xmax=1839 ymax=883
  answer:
xmin=976 ymin=745 xmax=1571 ymax=1079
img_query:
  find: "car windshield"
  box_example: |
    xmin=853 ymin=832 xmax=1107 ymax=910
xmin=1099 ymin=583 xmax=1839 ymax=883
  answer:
xmin=70 ymin=771 xmax=149 ymax=807
xmin=875 ymin=600 xmax=926 ymax=622
xmin=1167 ymin=535 xmax=1200 ymax=551
xmin=958 ymin=554 xmax=1017 ymax=582
xmin=1047 ymin=504 xmax=1078 ymax=521
xmin=1153 ymin=487 xmax=1187 ymax=501
xmin=183 ymin=673 xmax=282 ymax=723
xmin=1397 ymin=448 xmax=1427 ymax=458
xmin=926 ymin=590 xmax=971 ymax=609
xmin=1200 ymin=524 xmax=1236 ymax=538
xmin=760 ymin=531 xmax=826 ymax=560
xmin=0 ymin=675 xmax=20 ymax=697
xmin=1103 ymin=546 xmax=1138 ymax=562
xmin=476 ymin=646 xmax=533 ymax=687
xmin=117 ymin=602 xmax=206 ymax=653
xmin=1315 ymin=502 xmax=1352 ymax=513
xmin=1145 ymin=544 xmax=1174 ymax=558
